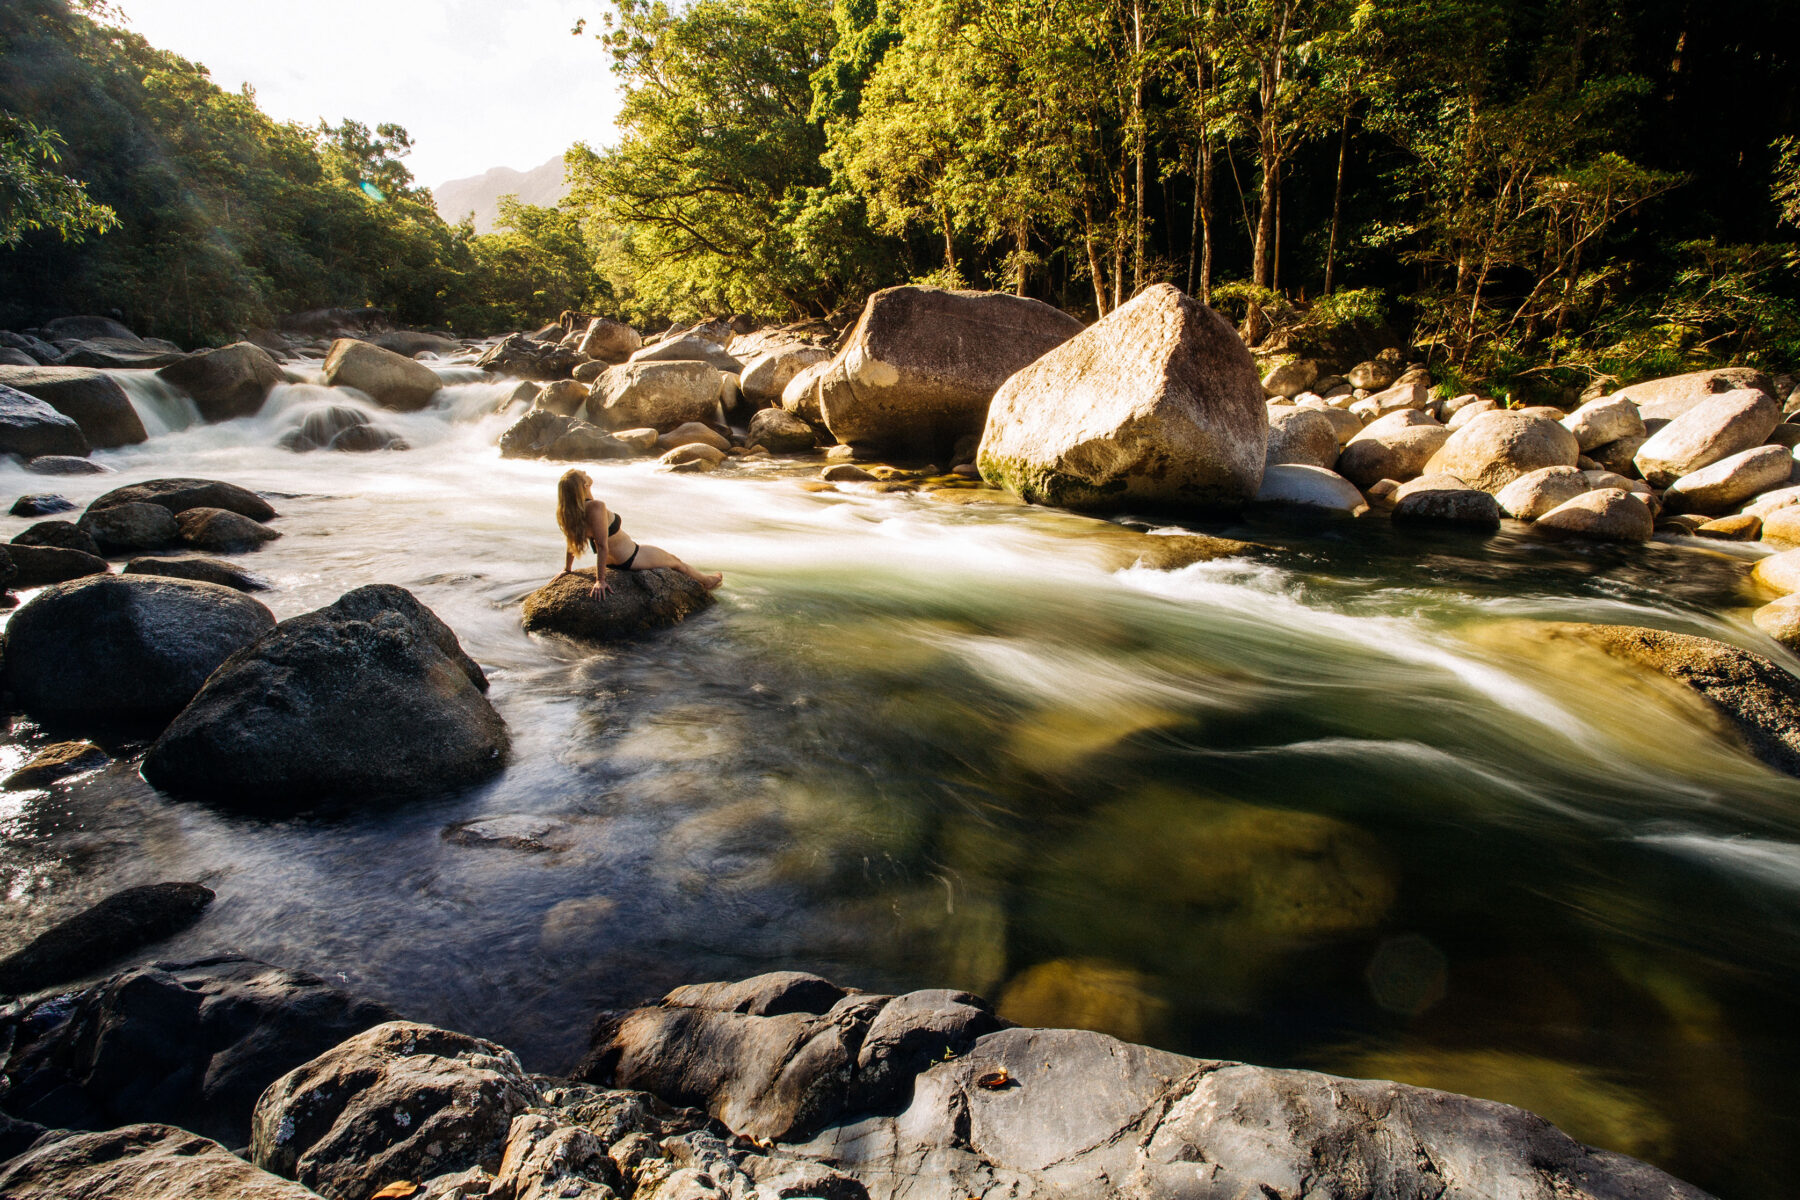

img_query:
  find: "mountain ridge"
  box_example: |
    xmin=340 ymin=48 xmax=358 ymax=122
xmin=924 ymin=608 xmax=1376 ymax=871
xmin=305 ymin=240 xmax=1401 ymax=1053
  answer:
xmin=433 ymin=155 xmax=569 ymax=234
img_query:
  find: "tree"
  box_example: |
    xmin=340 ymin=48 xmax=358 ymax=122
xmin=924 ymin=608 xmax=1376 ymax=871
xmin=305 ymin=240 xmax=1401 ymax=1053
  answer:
xmin=0 ymin=110 xmax=116 ymax=246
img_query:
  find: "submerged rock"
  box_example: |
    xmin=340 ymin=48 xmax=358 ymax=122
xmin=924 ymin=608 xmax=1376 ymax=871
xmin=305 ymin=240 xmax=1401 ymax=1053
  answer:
xmin=8 ymin=493 xmax=74 ymax=517
xmin=3 ymin=739 xmax=108 ymax=788
xmin=522 ymin=569 xmax=714 ymax=642
xmin=0 ymin=1124 xmax=320 ymax=1200
xmin=0 ymin=882 xmax=214 ymax=996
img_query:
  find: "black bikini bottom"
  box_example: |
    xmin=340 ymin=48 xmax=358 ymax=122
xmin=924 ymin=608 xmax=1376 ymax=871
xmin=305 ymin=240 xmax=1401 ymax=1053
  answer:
xmin=618 ymin=544 xmax=640 ymax=570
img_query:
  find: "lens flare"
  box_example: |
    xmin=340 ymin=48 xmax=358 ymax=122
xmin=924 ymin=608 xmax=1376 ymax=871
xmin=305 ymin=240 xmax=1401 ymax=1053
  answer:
xmin=358 ymin=180 xmax=387 ymax=203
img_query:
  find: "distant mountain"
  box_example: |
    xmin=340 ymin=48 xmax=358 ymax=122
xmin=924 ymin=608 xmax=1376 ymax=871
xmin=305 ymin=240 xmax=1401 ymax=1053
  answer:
xmin=433 ymin=155 xmax=570 ymax=234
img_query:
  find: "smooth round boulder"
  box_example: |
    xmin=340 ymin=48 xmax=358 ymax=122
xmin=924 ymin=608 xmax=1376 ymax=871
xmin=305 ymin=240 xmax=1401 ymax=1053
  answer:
xmin=1265 ymin=407 xmax=1340 ymax=469
xmin=749 ymin=406 xmax=818 ymax=453
xmin=628 ymin=334 xmax=743 ymax=373
xmin=1561 ymin=395 xmax=1644 ymax=451
xmin=77 ymin=501 xmax=181 ymax=553
xmin=13 ymin=519 xmax=100 ymax=555
xmin=1311 ymin=406 xmax=1362 ymax=447
xmin=321 ymin=338 xmax=444 ymax=411
xmin=1753 ymin=595 xmax=1800 ymax=652
xmin=26 ymin=454 xmax=111 ymax=475
xmin=740 ymin=344 xmax=832 ymax=407
xmin=522 ymin=569 xmax=714 ymax=642
xmin=577 ymin=317 xmax=642 ymax=363
xmin=1752 ymin=549 xmax=1800 ymax=595
xmin=88 ymin=477 xmax=277 ymax=521
xmin=1611 ymin=367 xmax=1775 ymax=420
xmin=0 ymin=366 xmax=147 ymax=447
xmin=1253 ymin=464 xmax=1367 ymax=514
xmin=1760 ymin=506 xmax=1800 ymax=545
xmin=660 ymin=443 xmax=724 ymax=470
xmin=1260 ymin=358 xmax=1318 ymax=399
xmin=156 ymin=342 xmax=284 ymax=422
xmin=2 ymin=575 xmax=275 ymax=723
xmin=175 ymin=507 xmax=281 ymax=553
xmin=1533 ymin=489 xmax=1654 ymax=542
xmin=124 ymin=555 xmax=269 ymax=592
xmin=1695 ymin=513 xmax=1763 ymax=541
xmin=658 ymin=421 xmax=730 ymax=452
xmin=1633 ymin=389 xmax=1781 ymax=487
xmin=1335 ymin=416 xmax=1450 ymax=489
xmin=1660 ymin=444 xmax=1794 ymax=515
xmin=588 ymin=361 xmax=723 ymax=430
xmin=1392 ymin=481 xmax=1502 ymax=529
xmin=277 ymin=405 xmax=407 ymax=453
xmin=9 ymin=493 xmax=74 ymax=517
xmin=1423 ymin=410 xmax=1579 ymax=494
xmin=1495 ymin=465 xmax=1590 ymax=521
xmin=7 ymin=543 xmax=108 ymax=586
xmin=0 ymin=382 xmax=90 ymax=459
xmin=142 ymin=584 xmax=507 ymax=807
xmin=781 ymin=359 xmax=832 ymax=424
xmin=532 ymin=378 xmax=591 ymax=418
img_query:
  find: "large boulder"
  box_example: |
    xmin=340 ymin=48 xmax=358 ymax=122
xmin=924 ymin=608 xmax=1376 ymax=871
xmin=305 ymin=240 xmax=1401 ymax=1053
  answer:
xmin=250 ymin=1021 xmax=541 ymax=1200
xmin=142 ymin=584 xmax=508 ymax=807
xmin=2 ymin=575 xmax=275 ymax=723
xmin=0 ymin=383 xmax=90 ymax=458
xmin=88 ymin=476 xmax=277 ymax=521
xmin=1253 ymin=464 xmax=1367 ymax=514
xmin=1632 ymin=389 xmax=1781 ymax=487
xmin=124 ymin=555 xmax=269 ymax=592
xmin=0 ymin=365 xmax=148 ymax=447
xmin=1334 ymin=411 xmax=1449 ymax=489
xmin=587 ymin=361 xmax=722 ymax=430
xmin=6 ymin=543 xmax=108 ymax=586
xmin=321 ymin=338 xmax=443 ymax=411
xmin=628 ymin=334 xmax=743 ymax=373
xmin=497 ymin=410 xmax=634 ymax=461
xmin=156 ymin=342 xmax=284 ymax=422
xmin=476 ymin=332 xmax=582 ymax=380
xmin=0 ymin=955 xmax=397 ymax=1146
xmin=824 ymin=286 xmax=1085 ymax=455
xmin=578 ymin=317 xmax=642 ymax=363
xmin=978 ymin=284 xmax=1265 ymax=511
xmin=1661 ymin=444 xmax=1794 ymax=515
xmin=781 ymin=359 xmax=833 ymax=424
xmin=740 ymin=344 xmax=832 ymax=407
xmin=533 ymin=378 xmax=590 ymax=417
xmin=1391 ymin=478 xmax=1502 ymax=529
xmin=0 ymin=882 xmax=214 ymax=996
xmin=521 ymin=569 xmax=714 ymax=642
xmin=76 ymin=500 xmax=180 ymax=552
xmin=1423 ymin=410 xmax=1580 ymax=493
xmin=748 ymin=406 xmax=818 ymax=453
xmin=14 ymin=518 xmax=99 ymax=553
xmin=1264 ymin=406 xmax=1341 ymax=468
xmin=1611 ymin=366 xmax=1775 ymax=420
xmin=0 ymin=1124 xmax=322 ymax=1200
xmin=1495 ymin=465 xmax=1590 ymax=521
xmin=175 ymin=506 xmax=283 ymax=552
xmin=1562 ymin=395 xmax=1645 ymax=451
xmin=370 ymin=329 xmax=461 ymax=357
xmin=1534 ymin=489 xmax=1655 ymax=542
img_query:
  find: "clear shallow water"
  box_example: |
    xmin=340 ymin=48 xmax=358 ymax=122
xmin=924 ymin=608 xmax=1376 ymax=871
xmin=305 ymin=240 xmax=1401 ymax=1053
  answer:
xmin=1 ymin=366 xmax=1797 ymax=1197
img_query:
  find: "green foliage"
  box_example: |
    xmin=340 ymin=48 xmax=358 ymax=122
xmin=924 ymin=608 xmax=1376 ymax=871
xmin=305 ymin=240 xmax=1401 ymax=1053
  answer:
xmin=458 ymin=198 xmax=612 ymax=330
xmin=0 ymin=110 xmax=117 ymax=246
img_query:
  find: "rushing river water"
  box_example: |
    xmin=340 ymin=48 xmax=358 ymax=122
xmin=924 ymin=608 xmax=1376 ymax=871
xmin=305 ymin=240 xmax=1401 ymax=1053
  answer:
xmin=1 ymin=358 xmax=1797 ymax=1198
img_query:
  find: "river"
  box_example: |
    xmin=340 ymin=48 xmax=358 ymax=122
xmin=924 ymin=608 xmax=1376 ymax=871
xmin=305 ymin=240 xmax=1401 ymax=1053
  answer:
xmin=1 ymin=356 xmax=1795 ymax=1198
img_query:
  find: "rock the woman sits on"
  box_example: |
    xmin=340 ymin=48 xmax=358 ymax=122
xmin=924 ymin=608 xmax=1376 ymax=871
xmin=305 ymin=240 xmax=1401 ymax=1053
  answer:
xmin=555 ymin=468 xmax=722 ymax=598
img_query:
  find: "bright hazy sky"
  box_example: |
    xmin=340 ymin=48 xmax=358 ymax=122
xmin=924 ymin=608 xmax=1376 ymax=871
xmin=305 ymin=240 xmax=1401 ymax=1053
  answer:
xmin=117 ymin=0 xmax=624 ymax=189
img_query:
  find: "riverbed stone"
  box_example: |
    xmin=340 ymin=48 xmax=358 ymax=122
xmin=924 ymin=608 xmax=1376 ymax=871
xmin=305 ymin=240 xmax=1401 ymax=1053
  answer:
xmin=251 ymin=1021 xmax=541 ymax=1200
xmin=1260 ymin=357 xmax=1317 ymax=399
xmin=531 ymin=378 xmax=591 ymax=418
xmin=278 ymin=404 xmax=408 ymax=452
xmin=825 ymin=286 xmax=1084 ymax=456
xmin=0 ymin=955 xmax=397 ymax=1146
xmin=143 ymin=584 xmax=507 ymax=807
xmin=8 ymin=493 xmax=73 ymax=516
xmin=749 ymin=406 xmax=818 ymax=453
xmin=89 ymin=476 xmax=278 ymax=521
xmin=660 ymin=443 xmax=724 ymax=469
xmin=477 ymin=332 xmax=582 ymax=380
xmin=1753 ymin=595 xmax=1800 ymax=652
xmin=589 ymin=361 xmax=722 ymax=430
xmin=1445 ymin=398 xmax=1499 ymax=430
xmin=1588 ymin=433 xmax=1648 ymax=477
xmin=1347 ymin=353 xmax=1401 ymax=391
xmin=1495 ymin=465 xmax=1590 ymax=521
xmin=1423 ymin=410 xmax=1580 ymax=493
xmin=658 ymin=421 xmax=731 ymax=452
xmin=1392 ymin=478 xmax=1502 ymax=529
xmin=629 ymin=334 xmax=743 ymax=374
xmin=175 ymin=505 xmax=282 ymax=552
xmin=6 ymin=542 xmax=108 ymax=586
xmin=578 ymin=317 xmax=642 ymax=363
xmin=77 ymin=500 xmax=180 ymax=552
xmin=1752 ymin=548 xmax=1800 ymax=594
xmin=1534 ymin=489 xmax=1655 ymax=541
xmin=979 ymin=284 xmax=1264 ymax=511
xmin=0 ymin=882 xmax=214 ymax=996
xmin=0 ymin=365 xmax=148 ymax=447
xmin=1612 ymin=366 xmax=1775 ymax=420
xmin=157 ymin=342 xmax=285 ymax=422
xmin=1759 ymin=506 xmax=1800 ymax=545
xmin=1696 ymin=513 xmax=1762 ymax=540
xmin=1633 ymin=389 xmax=1781 ymax=487
xmin=0 ymin=383 xmax=90 ymax=459
xmin=782 ymin=359 xmax=832 ymax=424
xmin=1335 ymin=412 xmax=1449 ymax=489
xmin=0 ymin=1124 xmax=322 ymax=1200
xmin=13 ymin=519 xmax=101 ymax=555
xmin=322 ymin=338 xmax=444 ymax=411
xmin=740 ymin=344 xmax=832 ymax=407
xmin=123 ymin=554 xmax=270 ymax=591
xmin=3 ymin=739 xmax=108 ymax=789
xmin=1562 ymin=395 xmax=1645 ymax=451
xmin=522 ymin=569 xmax=714 ymax=643
xmin=3 ymin=574 xmax=275 ymax=723
xmin=1661 ymin=444 xmax=1794 ymax=515
xmin=1254 ymin=464 xmax=1367 ymax=514
xmin=1264 ymin=406 xmax=1340 ymax=468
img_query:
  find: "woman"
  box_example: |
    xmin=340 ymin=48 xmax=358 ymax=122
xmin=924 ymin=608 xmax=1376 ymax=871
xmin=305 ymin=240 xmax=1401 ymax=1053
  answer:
xmin=556 ymin=468 xmax=723 ymax=597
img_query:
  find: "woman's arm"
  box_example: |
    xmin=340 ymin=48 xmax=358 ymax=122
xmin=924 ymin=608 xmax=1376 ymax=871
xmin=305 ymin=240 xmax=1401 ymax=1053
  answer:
xmin=589 ymin=502 xmax=612 ymax=598
xmin=563 ymin=547 xmax=574 ymax=574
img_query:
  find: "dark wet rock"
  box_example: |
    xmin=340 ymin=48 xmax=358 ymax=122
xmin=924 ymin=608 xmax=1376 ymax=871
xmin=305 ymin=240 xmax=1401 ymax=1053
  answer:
xmin=124 ymin=554 xmax=270 ymax=591
xmin=278 ymin=404 xmax=408 ymax=452
xmin=6 ymin=543 xmax=108 ymax=586
xmin=52 ymin=337 xmax=186 ymax=369
xmin=25 ymin=454 xmax=110 ymax=475
xmin=8 ymin=493 xmax=74 ymax=517
xmin=12 ymin=519 xmax=98 ymax=555
xmin=522 ymin=569 xmax=714 ymax=642
xmin=3 ymin=739 xmax=108 ymax=788
xmin=478 ymin=331 xmax=582 ymax=380
xmin=0 ymin=955 xmax=397 ymax=1147
xmin=444 ymin=814 xmax=572 ymax=852
xmin=0 ymin=383 xmax=90 ymax=459
xmin=89 ymin=476 xmax=277 ymax=521
xmin=175 ymin=506 xmax=282 ymax=552
xmin=40 ymin=315 xmax=140 ymax=343
xmin=156 ymin=342 xmax=285 ymax=422
xmin=0 ymin=882 xmax=213 ymax=996
xmin=76 ymin=500 xmax=180 ymax=552
xmin=371 ymin=329 xmax=462 ymax=357
xmin=498 ymin=410 xmax=634 ymax=461
xmin=1533 ymin=622 xmax=1800 ymax=778
xmin=250 ymin=1021 xmax=541 ymax=1200
xmin=749 ymin=406 xmax=819 ymax=452
xmin=321 ymin=338 xmax=443 ymax=411
xmin=0 ymin=348 xmax=36 ymax=366
xmin=2 ymin=574 xmax=274 ymax=724
xmin=1392 ymin=482 xmax=1503 ymax=529
xmin=0 ymin=543 xmax=16 ymax=590
xmin=279 ymin=305 xmax=388 ymax=339
xmin=143 ymin=584 xmax=507 ymax=807
xmin=0 ymin=330 xmax=59 ymax=362
xmin=0 ymin=1123 xmax=322 ymax=1200
xmin=0 ymin=365 xmax=147 ymax=447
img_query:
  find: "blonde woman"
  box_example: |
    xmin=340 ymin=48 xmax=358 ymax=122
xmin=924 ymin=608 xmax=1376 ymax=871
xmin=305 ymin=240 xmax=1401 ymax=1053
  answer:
xmin=556 ymin=468 xmax=723 ymax=598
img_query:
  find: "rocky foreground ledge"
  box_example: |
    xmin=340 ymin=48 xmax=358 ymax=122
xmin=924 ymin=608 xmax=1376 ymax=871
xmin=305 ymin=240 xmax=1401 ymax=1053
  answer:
xmin=0 ymin=961 xmax=1713 ymax=1200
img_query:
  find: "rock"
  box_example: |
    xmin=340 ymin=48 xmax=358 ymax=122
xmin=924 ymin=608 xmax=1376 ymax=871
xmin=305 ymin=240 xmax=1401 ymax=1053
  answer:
xmin=6 ymin=543 xmax=109 ymax=586
xmin=1752 ymin=548 xmax=1800 ymax=595
xmin=822 ymin=286 xmax=1085 ymax=455
xmin=445 ymin=815 xmax=572 ymax=852
xmin=588 ymin=361 xmax=723 ymax=430
xmin=658 ymin=421 xmax=731 ymax=452
xmin=533 ymin=378 xmax=591 ymax=417
xmin=9 ymin=493 xmax=74 ymax=516
xmin=629 ymin=335 xmax=743 ymax=373
xmin=781 ymin=359 xmax=833 ymax=423
xmin=489 ymin=1113 xmax=621 ymax=1200
xmin=499 ymin=409 xmax=574 ymax=458
xmin=1633 ymin=389 xmax=1781 ymax=487
xmin=1441 ymin=399 xmax=1495 ymax=433
xmin=41 ymin=315 xmax=141 ymax=342
xmin=740 ymin=344 xmax=832 ymax=407
xmin=553 ymin=421 xmax=635 ymax=461
xmin=822 ymin=464 xmax=878 ymax=483
xmin=476 ymin=332 xmax=582 ymax=381
xmin=0 ymin=1124 xmax=322 ymax=1200
xmin=661 ymin=443 xmax=725 ymax=470
xmin=978 ymin=284 xmax=1264 ymax=511
xmin=76 ymin=501 xmax=180 ymax=552
xmin=173 ymin=506 xmax=281 ymax=553
xmin=1534 ymin=489 xmax=1655 ymax=541
xmin=1495 ymin=465 xmax=1590 ymax=521
xmin=1562 ymin=395 xmax=1645 ymax=451
xmin=1661 ymin=444 xmax=1793 ymax=515
xmin=123 ymin=555 xmax=270 ymax=591
xmin=1761 ymin=507 xmax=1800 ymax=545
xmin=749 ymin=407 xmax=818 ymax=453
xmin=250 ymin=1021 xmax=541 ymax=1200
xmin=1696 ymin=514 xmax=1762 ymax=540
xmin=1535 ymin=622 xmax=1800 ymax=776
xmin=278 ymin=405 xmax=407 ymax=452
xmin=0 ymin=882 xmax=213 ymax=996
xmin=522 ymin=569 xmax=714 ymax=643
xmin=1753 ymin=595 xmax=1800 ymax=652
xmin=1392 ymin=477 xmax=1502 ymax=528
xmin=88 ymin=477 xmax=278 ymax=521
xmin=156 ymin=342 xmax=284 ymax=422
xmin=0 ymin=955 xmax=397 ymax=1146
xmin=1588 ymin=433 xmax=1647 ymax=477
xmin=13 ymin=519 xmax=100 ymax=555
xmin=1260 ymin=358 xmax=1317 ymax=399
xmin=1438 ymin=393 xmax=1487 ymax=419
xmin=612 ymin=427 xmax=660 ymax=454
xmin=52 ymin=337 xmax=186 ymax=369
xmin=0 ymin=365 xmax=148 ymax=447
xmin=1264 ymin=407 xmax=1340 ymax=468
xmin=371 ymin=330 xmax=462 ymax=357
xmin=572 ymin=360 xmax=607 ymax=384
xmin=0 ymin=329 xmax=58 ymax=362
xmin=1363 ymin=376 xmax=1429 ymax=415
xmin=321 ymin=338 xmax=444 ymax=411
xmin=0 ymin=383 xmax=90 ymax=459
xmin=1423 ymin=410 xmax=1580 ymax=493
xmin=1743 ymin=485 xmax=1800 ymax=520
xmin=1335 ymin=414 xmax=1449 ymax=489
xmin=1253 ymin=464 xmax=1367 ymax=514
xmin=0 ymin=347 xmax=35 ymax=366
xmin=26 ymin=454 xmax=111 ymax=474
xmin=1311 ymin=405 xmax=1362 ymax=446
xmin=1347 ymin=354 xmax=1400 ymax=391
xmin=3 ymin=739 xmax=108 ymax=789
xmin=143 ymin=585 xmax=507 ymax=808
xmin=1612 ymin=366 xmax=1775 ymax=420
xmin=578 ymin=317 xmax=642 ymax=363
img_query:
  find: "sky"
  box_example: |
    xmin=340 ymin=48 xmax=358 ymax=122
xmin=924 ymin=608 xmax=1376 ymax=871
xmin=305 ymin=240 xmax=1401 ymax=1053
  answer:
xmin=116 ymin=0 xmax=624 ymax=189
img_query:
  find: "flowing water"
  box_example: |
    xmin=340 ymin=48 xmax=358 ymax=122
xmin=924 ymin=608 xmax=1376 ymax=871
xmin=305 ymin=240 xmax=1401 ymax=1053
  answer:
xmin=2 ymin=359 xmax=1798 ymax=1197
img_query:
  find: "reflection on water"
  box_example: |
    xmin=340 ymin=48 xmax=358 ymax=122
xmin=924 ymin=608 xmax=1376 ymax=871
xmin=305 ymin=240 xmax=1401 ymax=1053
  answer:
xmin=0 ymin=365 xmax=1796 ymax=1199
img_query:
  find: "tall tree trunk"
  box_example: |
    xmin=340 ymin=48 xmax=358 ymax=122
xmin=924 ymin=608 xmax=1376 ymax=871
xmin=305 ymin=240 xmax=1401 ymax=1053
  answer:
xmin=940 ymin=203 xmax=956 ymax=274
xmin=1198 ymin=141 xmax=1214 ymax=304
xmin=1251 ymin=1 xmax=1289 ymax=290
xmin=1014 ymin=220 xmax=1029 ymax=297
xmin=1187 ymin=142 xmax=1203 ymax=294
xmin=1084 ymin=203 xmax=1109 ymax=316
xmin=1132 ymin=0 xmax=1146 ymax=294
xmin=1112 ymin=238 xmax=1125 ymax=311
xmin=1324 ymin=111 xmax=1349 ymax=295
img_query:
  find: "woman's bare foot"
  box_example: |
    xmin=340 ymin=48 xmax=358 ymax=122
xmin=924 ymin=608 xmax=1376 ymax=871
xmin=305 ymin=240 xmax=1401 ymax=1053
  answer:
xmin=703 ymin=572 xmax=724 ymax=590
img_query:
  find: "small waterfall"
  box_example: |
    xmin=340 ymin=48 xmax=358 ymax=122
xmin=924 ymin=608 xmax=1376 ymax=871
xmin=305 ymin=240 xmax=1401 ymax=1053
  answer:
xmin=109 ymin=370 xmax=202 ymax=436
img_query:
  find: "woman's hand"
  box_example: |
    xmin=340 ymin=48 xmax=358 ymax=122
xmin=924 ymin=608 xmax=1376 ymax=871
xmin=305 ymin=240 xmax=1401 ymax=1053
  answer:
xmin=590 ymin=575 xmax=612 ymax=600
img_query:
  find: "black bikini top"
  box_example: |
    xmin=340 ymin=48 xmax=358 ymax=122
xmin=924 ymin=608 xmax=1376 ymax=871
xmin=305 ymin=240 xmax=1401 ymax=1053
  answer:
xmin=590 ymin=510 xmax=622 ymax=550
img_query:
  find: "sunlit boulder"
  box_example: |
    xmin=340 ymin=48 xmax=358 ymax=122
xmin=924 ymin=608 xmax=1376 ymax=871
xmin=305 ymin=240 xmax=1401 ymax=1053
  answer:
xmin=321 ymin=338 xmax=443 ymax=411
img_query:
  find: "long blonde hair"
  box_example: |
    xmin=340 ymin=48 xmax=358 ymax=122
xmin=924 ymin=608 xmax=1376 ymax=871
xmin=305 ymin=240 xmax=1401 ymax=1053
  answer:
xmin=556 ymin=469 xmax=594 ymax=554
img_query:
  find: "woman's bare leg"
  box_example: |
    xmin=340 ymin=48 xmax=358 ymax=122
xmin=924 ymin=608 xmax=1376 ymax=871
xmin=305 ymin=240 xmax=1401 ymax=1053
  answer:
xmin=614 ymin=543 xmax=723 ymax=590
